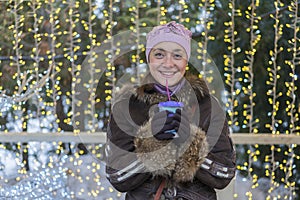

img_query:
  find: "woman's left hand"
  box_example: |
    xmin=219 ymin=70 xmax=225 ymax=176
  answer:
xmin=172 ymin=109 xmax=191 ymax=145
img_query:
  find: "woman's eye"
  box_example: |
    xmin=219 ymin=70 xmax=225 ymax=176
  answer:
xmin=173 ymin=54 xmax=183 ymax=59
xmin=154 ymin=52 xmax=164 ymax=58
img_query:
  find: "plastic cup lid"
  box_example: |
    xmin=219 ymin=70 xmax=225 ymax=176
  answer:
xmin=158 ymin=101 xmax=184 ymax=107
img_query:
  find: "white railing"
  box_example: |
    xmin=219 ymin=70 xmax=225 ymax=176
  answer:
xmin=1 ymin=132 xmax=300 ymax=144
xmin=0 ymin=132 xmax=300 ymax=145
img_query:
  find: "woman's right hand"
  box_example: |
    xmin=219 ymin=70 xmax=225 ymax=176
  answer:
xmin=151 ymin=110 xmax=179 ymax=140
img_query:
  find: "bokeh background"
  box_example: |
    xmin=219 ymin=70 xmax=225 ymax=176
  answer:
xmin=0 ymin=0 xmax=299 ymax=199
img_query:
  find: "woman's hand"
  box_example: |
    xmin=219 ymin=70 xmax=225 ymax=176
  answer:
xmin=151 ymin=110 xmax=179 ymax=140
xmin=172 ymin=109 xmax=191 ymax=145
xmin=151 ymin=109 xmax=190 ymax=144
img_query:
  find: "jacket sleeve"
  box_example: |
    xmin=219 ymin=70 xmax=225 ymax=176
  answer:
xmin=105 ymin=100 xmax=151 ymax=192
xmin=195 ymin=96 xmax=236 ymax=190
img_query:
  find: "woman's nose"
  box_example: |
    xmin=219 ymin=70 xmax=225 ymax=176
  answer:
xmin=164 ymin=54 xmax=174 ymax=67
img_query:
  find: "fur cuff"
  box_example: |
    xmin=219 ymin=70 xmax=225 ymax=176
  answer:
xmin=134 ymin=120 xmax=208 ymax=183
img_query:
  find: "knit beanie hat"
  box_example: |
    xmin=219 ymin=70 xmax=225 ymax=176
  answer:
xmin=145 ymin=21 xmax=192 ymax=62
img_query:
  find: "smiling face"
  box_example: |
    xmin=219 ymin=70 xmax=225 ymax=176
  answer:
xmin=149 ymin=42 xmax=188 ymax=87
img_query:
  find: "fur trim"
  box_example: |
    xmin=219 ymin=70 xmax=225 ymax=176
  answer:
xmin=184 ymin=73 xmax=210 ymax=99
xmin=172 ymin=124 xmax=208 ymax=182
xmin=134 ymin=120 xmax=177 ymax=177
xmin=114 ymin=73 xmax=209 ymax=106
xmin=134 ymin=120 xmax=208 ymax=183
xmin=113 ymin=83 xmax=135 ymax=105
xmin=134 ymin=74 xmax=210 ymax=107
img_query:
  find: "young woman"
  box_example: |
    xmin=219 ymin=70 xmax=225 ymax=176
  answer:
xmin=105 ymin=21 xmax=236 ymax=200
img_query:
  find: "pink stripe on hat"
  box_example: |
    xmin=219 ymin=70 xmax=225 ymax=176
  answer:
xmin=145 ymin=21 xmax=192 ymax=62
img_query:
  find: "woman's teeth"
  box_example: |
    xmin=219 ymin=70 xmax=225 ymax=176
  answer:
xmin=160 ymin=71 xmax=175 ymax=76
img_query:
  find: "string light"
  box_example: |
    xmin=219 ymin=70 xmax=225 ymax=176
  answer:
xmin=264 ymin=1 xmax=284 ymax=198
xmin=197 ymin=0 xmax=216 ymax=95
xmin=282 ymin=0 xmax=300 ymax=197
xmin=223 ymin=0 xmax=242 ymax=130
xmin=240 ymin=2 xmax=261 ymax=192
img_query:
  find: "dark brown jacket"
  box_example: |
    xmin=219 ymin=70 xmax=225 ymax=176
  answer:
xmin=105 ymin=74 xmax=236 ymax=200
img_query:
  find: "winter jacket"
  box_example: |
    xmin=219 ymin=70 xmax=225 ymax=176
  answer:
xmin=105 ymin=73 xmax=236 ymax=200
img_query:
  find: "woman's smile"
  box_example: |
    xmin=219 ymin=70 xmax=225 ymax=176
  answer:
xmin=158 ymin=70 xmax=178 ymax=78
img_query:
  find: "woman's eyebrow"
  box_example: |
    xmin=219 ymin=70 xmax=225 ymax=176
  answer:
xmin=154 ymin=48 xmax=183 ymax=53
xmin=153 ymin=48 xmax=166 ymax=52
xmin=173 ymin=49 xmax=183 ymax=53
